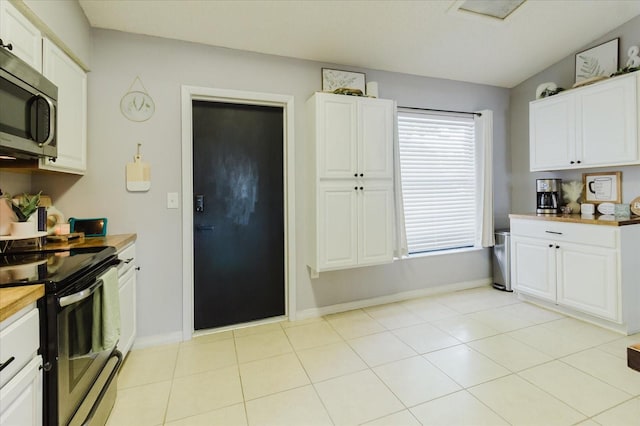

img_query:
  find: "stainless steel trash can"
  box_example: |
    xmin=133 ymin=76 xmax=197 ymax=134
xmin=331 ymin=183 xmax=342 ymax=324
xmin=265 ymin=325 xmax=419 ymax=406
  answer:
xmin=492 ymin=230 xmax=512 ymax=292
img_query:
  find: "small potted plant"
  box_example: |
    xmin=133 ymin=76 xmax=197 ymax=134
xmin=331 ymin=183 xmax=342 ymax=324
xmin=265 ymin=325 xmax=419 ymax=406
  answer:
xmin=5 ymin=192 xmax=41 ymax=237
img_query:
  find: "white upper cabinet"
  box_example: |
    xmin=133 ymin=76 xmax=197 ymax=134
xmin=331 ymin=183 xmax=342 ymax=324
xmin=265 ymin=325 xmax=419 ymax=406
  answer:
xmin=530 ymin=72 xmax=639 ymax=171
xmin=307 ymin=93 xmax=396 ymax=274
xmin=39 ymin=38 xmax=87 ymax=174
xmin=0 ymin=0 xmax=42 ymax=71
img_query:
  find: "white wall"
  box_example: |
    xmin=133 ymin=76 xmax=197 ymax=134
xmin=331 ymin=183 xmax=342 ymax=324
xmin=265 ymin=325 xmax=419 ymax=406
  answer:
xmin=26 ymin=29 xmax=509 ymax=341
xmin=510 ymin=15 xmax=640 ymax=214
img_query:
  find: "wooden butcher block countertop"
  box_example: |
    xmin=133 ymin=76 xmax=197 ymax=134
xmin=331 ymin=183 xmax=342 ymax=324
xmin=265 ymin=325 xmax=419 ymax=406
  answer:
xmin=0 ymin=234 xmax=136 ymax=322
xmin=510 ymin=213 xmax=640 ymax=227
xmin=0 ymin=285 xmax=44 ymax=323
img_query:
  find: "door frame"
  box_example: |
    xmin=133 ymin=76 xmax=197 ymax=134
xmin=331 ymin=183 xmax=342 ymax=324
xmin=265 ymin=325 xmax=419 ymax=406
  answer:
xmin=180 ymin=86 xmax=296 ymax=341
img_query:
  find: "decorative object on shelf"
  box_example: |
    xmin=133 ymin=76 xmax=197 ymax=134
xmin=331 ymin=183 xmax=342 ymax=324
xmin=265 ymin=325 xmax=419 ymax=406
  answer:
xmin=562 ymin=180 xmax=584 ymax=213
xmin=597 ymin=202 xmax=615 ymax=215
xmin=536 ymin=82 xmax=556 ymax=99
xmin=126 ymin=143 xmax=151 ymax=192
xmin=626 ymin=45 xmax=640 ymax=68
xmin=560 ymin=206 xmax=572 ymax=215
xmin=322 ymin=68 xmax=366 ymax=93
xmin=575 ymin=38 xmax=619 ymax=83
xmin=631 ymin=196 xmax=640 ymax=216
xmin=572 ymin=75 xmax=608 ymax=88
xmin=580 ymin=203 xmax=595 ymax=215
xmin=6 ymin=192 xmax=40 ymax=237
xmin=120 ymin=76 xmax=155 ymax=122
xmin=0 ymin=190 xmax=16 ymax=236
xmin=614 ymin=203 xmax=631 ymax=217
xmin=582 ymin=171 xmax=622 ymax=204
xmin=332 ymin=88 xmax=363 ymax=96
xmin=366 ymin=81 xmax=379 ymax=98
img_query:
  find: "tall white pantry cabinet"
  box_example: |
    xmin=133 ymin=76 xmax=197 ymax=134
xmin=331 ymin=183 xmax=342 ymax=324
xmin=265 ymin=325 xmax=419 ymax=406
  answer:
xmin=306 ymin=93 xmax=396 ymax=275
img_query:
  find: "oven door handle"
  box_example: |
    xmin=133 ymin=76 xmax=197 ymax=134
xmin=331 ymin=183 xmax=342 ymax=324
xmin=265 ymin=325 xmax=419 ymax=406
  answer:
xmin=59 ymin=278 xmax=103 ymax=308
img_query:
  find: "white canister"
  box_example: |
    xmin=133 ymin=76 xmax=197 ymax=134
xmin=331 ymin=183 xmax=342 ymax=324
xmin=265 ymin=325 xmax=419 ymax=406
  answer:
xmin=366 ymin=81 xmax=379 ymax=98
xmin=580 ymin=203 xmax=595 ymax=215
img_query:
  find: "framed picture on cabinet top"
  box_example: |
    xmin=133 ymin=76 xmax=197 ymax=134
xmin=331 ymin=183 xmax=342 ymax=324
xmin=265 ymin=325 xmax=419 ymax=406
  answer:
xmin=575 ymin=38 xmax=619 ymax=84
xmin=582 ymin=171 xmax=622 ymax=204
xmin=322 ymin=68 xmax=366 ymax=92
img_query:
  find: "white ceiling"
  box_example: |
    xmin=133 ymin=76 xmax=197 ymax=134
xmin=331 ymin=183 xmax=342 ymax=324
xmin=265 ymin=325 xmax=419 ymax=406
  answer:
xmin=78 ymin=0 xmax=640 ymax=88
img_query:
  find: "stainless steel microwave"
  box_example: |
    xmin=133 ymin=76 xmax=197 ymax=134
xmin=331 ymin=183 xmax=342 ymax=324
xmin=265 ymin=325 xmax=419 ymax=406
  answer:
xmin=0 ymin=46 xmax=57 ymax=160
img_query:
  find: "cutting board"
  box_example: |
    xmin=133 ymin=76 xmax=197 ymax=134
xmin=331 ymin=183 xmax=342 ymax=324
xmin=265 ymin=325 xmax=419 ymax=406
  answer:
xmin=126 ymin=147 xmax=151 ymax=192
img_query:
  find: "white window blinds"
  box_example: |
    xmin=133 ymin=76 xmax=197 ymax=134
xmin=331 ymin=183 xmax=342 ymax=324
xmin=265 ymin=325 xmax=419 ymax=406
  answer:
xmin=397 ymin=110 xmax=477 ymax=253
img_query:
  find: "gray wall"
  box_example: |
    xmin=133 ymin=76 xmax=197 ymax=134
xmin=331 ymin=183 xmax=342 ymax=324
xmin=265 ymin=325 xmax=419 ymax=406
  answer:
xmin=22 ymin=29 xmax=510 ymax=341
xmin=510 ymin=15 xmax=640 ymax=213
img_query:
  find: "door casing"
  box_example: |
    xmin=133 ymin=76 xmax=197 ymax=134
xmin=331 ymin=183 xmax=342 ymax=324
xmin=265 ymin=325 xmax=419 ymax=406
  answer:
xmin=180 ymin=86 xmax=296 ymax=341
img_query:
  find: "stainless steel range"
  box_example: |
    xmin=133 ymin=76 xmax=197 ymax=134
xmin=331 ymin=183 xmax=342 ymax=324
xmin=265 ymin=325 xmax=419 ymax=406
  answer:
xmin=0 ymin=246 xmax=122 ymax=426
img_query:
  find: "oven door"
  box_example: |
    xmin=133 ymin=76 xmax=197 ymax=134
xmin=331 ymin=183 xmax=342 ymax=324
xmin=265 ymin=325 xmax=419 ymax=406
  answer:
xmin=56 ymin=267 xmax=119 ymax=426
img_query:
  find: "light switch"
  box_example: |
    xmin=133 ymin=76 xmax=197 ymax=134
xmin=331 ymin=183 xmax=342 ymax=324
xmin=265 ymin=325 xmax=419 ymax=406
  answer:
xmin=167 ymin=192 xmax=179 ymax=209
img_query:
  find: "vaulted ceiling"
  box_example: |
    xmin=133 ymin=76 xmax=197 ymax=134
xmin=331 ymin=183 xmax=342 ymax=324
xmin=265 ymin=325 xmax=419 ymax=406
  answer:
xmin=78 ymin=0 xmax=640 ymax=88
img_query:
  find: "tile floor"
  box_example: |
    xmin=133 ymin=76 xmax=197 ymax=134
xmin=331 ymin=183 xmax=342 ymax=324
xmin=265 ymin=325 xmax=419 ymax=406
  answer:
xmin=106 ymin=286 xmax=640 ymax=425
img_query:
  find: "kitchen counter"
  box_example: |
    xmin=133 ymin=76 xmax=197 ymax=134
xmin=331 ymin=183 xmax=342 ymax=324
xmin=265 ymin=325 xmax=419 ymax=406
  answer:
xmin=43 ymin=233 xmax=136 ymax=252
xmin=0 ymin=284 xmax=44 ymax=323
xmin=509 ymin=213 xmax=640 ymax=227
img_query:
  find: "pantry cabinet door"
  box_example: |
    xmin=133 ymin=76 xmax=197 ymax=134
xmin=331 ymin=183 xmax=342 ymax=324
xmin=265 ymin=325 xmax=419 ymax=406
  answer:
xmin=316 ymin=95 xmax=357 ymax=179
xmin=318 ymin=183 xmax=358 ymax=270
xmin=358 ymin=182 xmax=394 ymax=266
xmin=529 ymin=95 xmax=575 ymax=171
xmin=358 ymin=98 xmax=394 ymax=179
xmin=0 ymin=1 xmax=41 ymax=70
xmin=556 ymin=242 xmax=619 ymax=322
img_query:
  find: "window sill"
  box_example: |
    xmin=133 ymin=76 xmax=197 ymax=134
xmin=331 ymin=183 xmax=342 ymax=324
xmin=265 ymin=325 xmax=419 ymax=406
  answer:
xmin=398 ymin=245 xmax=486 ymax=261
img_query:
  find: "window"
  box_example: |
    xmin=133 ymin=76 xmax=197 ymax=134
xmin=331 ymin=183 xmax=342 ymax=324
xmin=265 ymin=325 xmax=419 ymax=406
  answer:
xmin=397 ymin=109 xmax=478 ymax=254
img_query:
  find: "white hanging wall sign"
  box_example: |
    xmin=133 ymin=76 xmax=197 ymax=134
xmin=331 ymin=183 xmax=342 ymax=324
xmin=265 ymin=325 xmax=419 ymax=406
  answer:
xmin=126 ymin=143 xmax=151 ymax=192
xmin=120 ymin=76 xmax=155 ymax=122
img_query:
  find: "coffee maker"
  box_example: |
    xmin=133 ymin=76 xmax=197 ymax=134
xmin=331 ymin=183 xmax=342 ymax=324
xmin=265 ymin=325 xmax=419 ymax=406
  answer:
xmin=536 ymin=178 xmax=562 ymax=214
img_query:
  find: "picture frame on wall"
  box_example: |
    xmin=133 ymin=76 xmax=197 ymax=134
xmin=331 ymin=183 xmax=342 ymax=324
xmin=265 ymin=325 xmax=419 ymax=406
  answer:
xmin=582 ymin=171 xmax=622 ymax=204
xmin=321 ymin=68 xmax=366 ymax=92
xmin=575 ymin=38 xmax=619 ymax=84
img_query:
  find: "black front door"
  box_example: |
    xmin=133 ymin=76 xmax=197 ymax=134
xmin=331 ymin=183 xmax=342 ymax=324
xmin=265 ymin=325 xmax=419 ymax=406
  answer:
xmin=192 ymin=101 xmax=285 ymax=330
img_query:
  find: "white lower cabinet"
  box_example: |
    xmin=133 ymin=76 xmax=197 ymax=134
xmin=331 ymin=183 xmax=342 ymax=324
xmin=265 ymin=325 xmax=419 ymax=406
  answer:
xmin=117 ymin=243 xmax=137 ymax=358
xmin=511 ymin=218 xmax=640 ymax=333
xmin=0 ymin=306 xmax=42 ymax=425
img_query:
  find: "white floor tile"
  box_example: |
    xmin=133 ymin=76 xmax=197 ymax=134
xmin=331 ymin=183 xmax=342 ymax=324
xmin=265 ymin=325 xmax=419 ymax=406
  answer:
xmin=174 ymin=338 xmax=237 ymax=377
xmin=235 ymin=329 xmax=293 ymax=363
xmin=431 ymin=315 xmax=501 ymax=342
xmin=373 ymin=356 xmax=461 ymax=407
xmin=392 ymin=322 xmax=461 ymax=354
xmin=467 ymin=307 xmax=535 ymax=333
xmin=117 ymin=344 xmax=179 ymax=389
xmin=468 ymin=334 xmax=552 ymax=372
xmin=245 ymin=385 xmax=332 ymax=426
xmin=314 ymin=370 xmax=404 ymax=425
xmin=411 ymin=390 xmax=509 ymax=426
xmin=363 ymin=303 xmax=424 ymax=330
xmin=507 ymin=323 xmax=593 ymax=358
xmin=400 ymin=298 xmax=459 ymax=322
xmin=425 ymin=345 xmax=510 ymax=387
xmin=233 ymin=322 xmax=283 ymax=337
xmin=498 ymin=302 xmax=565 ymax=324
xmin=362 ymin=410 xmax=421 ymax=426
xmin=183 ymin=330 xmax=233 ymax=346
xmin=562 ymin=348 xmax=640 ymax=396
xmin=239 ymin=352 xmax=310 ymax=400
xmin=348 ymin=331 xmax=416 ymax=367
xmin=542 ymin=318 xmax=621 ymax=347
xmin=469 ymin=374 xmax=586 ymax=425
xmin=284 ymin=321 xmax=342 ymax=350
xmin=164 ymin=403 xmax=247 ymax=426
xmin=592 ymin=397 xmax=640 ymax=425
xmin=106 ymin=381 xmax=171 ymax=426
xmin=296 ymin=341 xmax=367 ymax=382
xmin=519 ymin=360 xmax=632 ymax=416
xmin=598 ymin=334 xmax=640 ymax=360
xmin=325 ymin=309 xmax=385 ymax=339
xmin=165 ymin=366 xmax=244 ymax=422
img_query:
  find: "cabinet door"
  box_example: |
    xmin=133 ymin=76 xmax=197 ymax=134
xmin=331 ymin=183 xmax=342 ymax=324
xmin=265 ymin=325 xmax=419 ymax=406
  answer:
xmin=577 ymin=75 xmax=638 ymax=167
xmin=318 ymin=184 xmax=358 ymax=270
xmin=529 ymin=95 xmax=575 ymax=171
xmin=0 ymin=1 xmax=41 ymax=70
xmin=118 ymin=266 xmax=137 ymax=358
xmin=316 ymin=95 xmax=357 ymax=178
xmin=0 ymin=356 xmax=42 ymax=426
xmin=40 ymin=38 xmax=87 ymax=174
xmin=511 ymin=235 xmax=556 ymax=301
xmin=358 ymin=182 xmax=394 ymax=266
xmin=556 ymin=242 xmax=619 ymax=321
xmin=358 ymin=98 xmax=393 ymax=179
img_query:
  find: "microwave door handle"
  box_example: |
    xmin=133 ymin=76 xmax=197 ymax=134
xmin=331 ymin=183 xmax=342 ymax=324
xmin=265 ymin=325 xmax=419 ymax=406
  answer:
xmin=58 ymin=278 xmax=103 ymax=308
xmin=38 ymin=94 xmax=56 ymax=147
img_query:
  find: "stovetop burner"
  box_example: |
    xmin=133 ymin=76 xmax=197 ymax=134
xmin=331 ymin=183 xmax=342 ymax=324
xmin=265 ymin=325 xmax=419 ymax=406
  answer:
xmin=0 ymin=246 xmax=116 ymax=291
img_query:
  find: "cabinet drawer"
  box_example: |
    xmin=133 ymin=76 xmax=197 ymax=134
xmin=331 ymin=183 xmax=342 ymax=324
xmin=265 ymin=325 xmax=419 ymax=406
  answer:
xmin=0 ymin=308 xmax=39 ymax=389
xmin=511 ymin=219 xmax=618 ymax=248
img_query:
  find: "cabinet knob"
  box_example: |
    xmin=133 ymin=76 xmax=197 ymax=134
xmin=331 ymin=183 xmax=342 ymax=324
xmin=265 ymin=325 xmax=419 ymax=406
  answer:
xmin=555 ymin=245 xmax=560 ymax=249
xmin=354 ymin=173 xmax=358 ymax=177
xmin=0 ymin=356 xmax=15 ymax=372
xmin=570 ymin=161 xmax=575 ymax=164
xmin=354 ymin=186 xmax=358 ymax=190
xmin=576 ymin=160 xmax=581 ymax=164
xmin=359 ymin=187 xmax=364 ymax=190
xmin=359 ymin=173 xmax=364 ymax=177
xmin=0 ymin=38 xmax=13 ymax=51
xmin=548 ymin=244 xmax=553 ymax=248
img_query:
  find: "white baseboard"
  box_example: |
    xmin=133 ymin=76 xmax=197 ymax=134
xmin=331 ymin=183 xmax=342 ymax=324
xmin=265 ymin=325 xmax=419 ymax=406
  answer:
xmin=295 ymin=279 xmax=492 ymax=320
xmin=132 ymin=331 xmax=183 ymax=350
